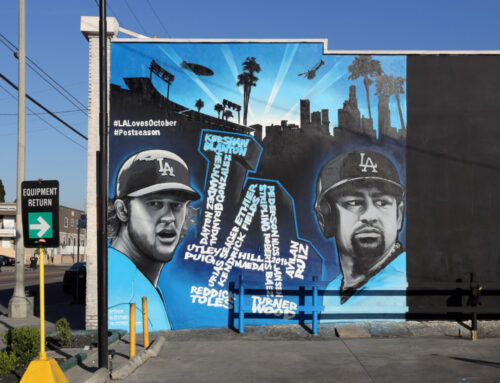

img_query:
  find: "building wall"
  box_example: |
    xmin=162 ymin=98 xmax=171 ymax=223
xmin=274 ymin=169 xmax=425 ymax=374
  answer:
xmin=82 ymin=17 xmax=117 ymax=329
xmin=58 ymin=205 xmax=87 ymax=263
xmin=407 ymin=55 xmax=500 ymax=317
xmin=83 ymin=31 xmax=500 ymax=331
xmin=0 ymin=205 xmax=16 ymax=259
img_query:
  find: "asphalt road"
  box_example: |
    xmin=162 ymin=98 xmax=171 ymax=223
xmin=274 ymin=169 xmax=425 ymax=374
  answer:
xmin=0 ymin=265 xmax=67 ymax=290
xmin=0 ymin=265 xmax=85 ymax=328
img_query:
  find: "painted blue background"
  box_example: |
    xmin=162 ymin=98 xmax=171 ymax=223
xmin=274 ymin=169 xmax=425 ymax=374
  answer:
xmin=109 ymin=42 xmax=407 ymax=329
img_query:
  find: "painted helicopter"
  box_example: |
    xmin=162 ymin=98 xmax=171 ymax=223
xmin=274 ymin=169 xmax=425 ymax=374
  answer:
xmin=298 ymin=60 xmax=325 ymax=80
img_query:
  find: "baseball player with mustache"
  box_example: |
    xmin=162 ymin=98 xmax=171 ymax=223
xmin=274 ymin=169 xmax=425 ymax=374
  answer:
xmin=314 ymin=150 xmax=407 ymax=315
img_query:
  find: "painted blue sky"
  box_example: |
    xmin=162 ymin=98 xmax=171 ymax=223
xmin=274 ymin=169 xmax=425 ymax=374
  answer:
xmin=112 ymin=42 xmax=406 ymax=131
xmin=1 ymin=0 xmax=500 ymax=209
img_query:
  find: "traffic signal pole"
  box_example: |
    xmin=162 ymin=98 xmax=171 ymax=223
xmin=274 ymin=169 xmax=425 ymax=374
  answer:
xmin=98 ymin=0 xmax=109 ymax=369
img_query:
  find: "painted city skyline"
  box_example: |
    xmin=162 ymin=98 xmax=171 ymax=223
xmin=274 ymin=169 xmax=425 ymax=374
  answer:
xmin=111 ymin=42 xmax=406 ymax=137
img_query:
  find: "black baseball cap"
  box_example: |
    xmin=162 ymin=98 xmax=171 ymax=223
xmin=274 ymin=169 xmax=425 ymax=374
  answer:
xmin=316 ymin=150 xmax=404 ymax=205
xmin=115 ymin=149 xmax=200 ymax=200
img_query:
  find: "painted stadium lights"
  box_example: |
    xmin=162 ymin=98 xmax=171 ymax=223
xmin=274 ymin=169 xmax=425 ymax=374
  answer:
xmin=223 ymin=99 xmax=242 ymax=124
xmin=149 ymin=60 xmax=175 ymax=99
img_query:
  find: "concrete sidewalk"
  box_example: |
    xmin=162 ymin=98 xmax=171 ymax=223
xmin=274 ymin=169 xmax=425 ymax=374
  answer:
xmin=62 ymin=321 xmax=500 ymax=382
xmin=121 ymin=335 xmax=500 ymax=383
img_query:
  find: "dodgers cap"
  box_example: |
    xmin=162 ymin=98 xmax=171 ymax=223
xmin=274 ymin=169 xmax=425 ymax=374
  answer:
xmin=115 ymin=149 xmax=200 ymax=200
xmin=316 ymin=150 xmax=404 ymax=205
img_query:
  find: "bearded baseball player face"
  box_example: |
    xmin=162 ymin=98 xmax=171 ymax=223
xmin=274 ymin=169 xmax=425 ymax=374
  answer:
xmin=126 ymin=191 xmax=188 ymax=263
xmin=332 ymin=184 xmax=404 ymax=269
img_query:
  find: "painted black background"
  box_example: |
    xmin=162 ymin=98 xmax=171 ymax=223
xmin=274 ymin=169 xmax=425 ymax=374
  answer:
xmin=407 ymin=56 xmax=500 ymax=318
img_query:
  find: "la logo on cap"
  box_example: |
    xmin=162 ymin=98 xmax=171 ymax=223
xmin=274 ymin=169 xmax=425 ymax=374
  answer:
xmin=157 ymin=158 xmax=175 ymax=177
xmin=358 ymin=152 xmax=378 ymax=173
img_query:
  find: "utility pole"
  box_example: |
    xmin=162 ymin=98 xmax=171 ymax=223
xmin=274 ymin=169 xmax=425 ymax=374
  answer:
xmin=98 ymin=0 xmax=109 ymax=369
xmin=9 ymin=0 xmax=29 ymax=318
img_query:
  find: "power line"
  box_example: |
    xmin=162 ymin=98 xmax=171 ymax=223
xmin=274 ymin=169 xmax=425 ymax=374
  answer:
xmin=0 ymin=35 xmax=88 ymax=115
xmin=0 ymin=109 xmax=83 ymax=116
xmin=0 ymin=33 xmax=88 ymax=115
xmin=0 ymin=83 xmax=86 ymax=150
xmin=124 ymin=0 xmax=149 ymax=36
xmin=0 ymin=32 xmax=17 ymax=50
xmin=17 ymin=51 xmax=88 ymax=111
xmin=145 ymin=0 xmax=172 ymax=37
xmin=0 ymin=73 xmax=88 ymax=140
xmin=93 ymin=0 xmax=120 ymax=20
xmin=0 ymin=33 xmax=88 ymax=112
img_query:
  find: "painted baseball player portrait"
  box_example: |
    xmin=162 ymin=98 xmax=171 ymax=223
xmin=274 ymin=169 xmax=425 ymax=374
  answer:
xmin=315 ymin=150 xmax=407 ymax=313
xmin=108 ymin=149 xmax=199 ymax=330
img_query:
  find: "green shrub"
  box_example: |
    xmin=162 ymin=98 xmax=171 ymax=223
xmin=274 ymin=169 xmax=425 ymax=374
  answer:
xmin=55 ymin=317 xmax=71 ymax=347
xmin=0 ymin=350 xmax=18 ymax=375
xmin=2 ymin=327 xmax=40 ymax=366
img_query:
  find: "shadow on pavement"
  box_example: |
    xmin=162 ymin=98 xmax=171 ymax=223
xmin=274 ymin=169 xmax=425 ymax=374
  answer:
xmin=0 ymin=280 xmax=85 ymax=329
xmin=449 ymin=356 xmax=500 ymax=369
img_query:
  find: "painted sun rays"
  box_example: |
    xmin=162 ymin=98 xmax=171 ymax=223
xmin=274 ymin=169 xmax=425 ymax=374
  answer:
xmin=264 ymin=44 xmax=299 ymax=114
xmin=157 ymin=43 xmax=346 ymax=127
xmin=158 ymin=46 xmax=220 ymax=105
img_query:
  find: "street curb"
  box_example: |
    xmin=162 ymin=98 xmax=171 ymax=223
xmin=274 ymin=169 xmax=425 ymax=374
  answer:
xmin=54 ymin=330 xmax=125 ymax=372
xmin=110 ymin=336 xmax=166 ymax=380
xmin=156 ymin=320 xmax=500 ymax=341
xmin=60 ymin=351 xmax=88 ymax=372
xmin=83 ymin=367 xmax=109 ymax=383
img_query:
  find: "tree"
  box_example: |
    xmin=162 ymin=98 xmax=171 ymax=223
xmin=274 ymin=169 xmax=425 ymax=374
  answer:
xmin=0 ymin=179 xmax=5 ymax=203
xmin=375 ymin=74 xmax=406 ymax=130
xmin=348 ymin=55 xmax=382 ymax=120
xmin=195 ymin=98 xmax=204 ymax=113
xmin=237 ymin=57 xmax=261 ymax=126
xmin=214 ymin=103 xmax=224 ymax=119
xmin=223 ymin=110 xmax=233 ymax=121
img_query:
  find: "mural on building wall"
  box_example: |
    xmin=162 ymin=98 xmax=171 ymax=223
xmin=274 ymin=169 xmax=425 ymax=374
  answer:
xmin=108 ymin=41 xmax=407 ymax=331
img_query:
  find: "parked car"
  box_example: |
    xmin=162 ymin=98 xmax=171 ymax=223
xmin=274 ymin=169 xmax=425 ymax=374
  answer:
xmin=63 ymin=262 xmax=86 ymax=294
xmin=0 ymin=255 xmax=15 ymax=266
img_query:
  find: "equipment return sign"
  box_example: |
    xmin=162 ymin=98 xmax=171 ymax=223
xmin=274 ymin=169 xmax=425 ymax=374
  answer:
xmin=21 ymin=180 xmax=60 ymax=248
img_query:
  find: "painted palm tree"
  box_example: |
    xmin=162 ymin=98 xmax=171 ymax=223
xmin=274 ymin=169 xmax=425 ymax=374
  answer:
xmin=195 ymin=98 xmax=204 ymax=113
xmin=237 ymin=57 xmax=261 ymax=126
xmin=348 ymin=55 xmax=383 ymax=120
xmin=214 ymin=103 xmax=224 ymax=119
xmin=393 ymin=76 xmax=406 ymax=130
xmin=223 ymin=110 xmax=233 ymax=121
xmin=375 ymin=74 xmax=406 ymax=130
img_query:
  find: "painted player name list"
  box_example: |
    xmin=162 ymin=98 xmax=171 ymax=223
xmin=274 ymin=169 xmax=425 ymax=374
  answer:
xmin=186 ymin=131 xmax=312 ymax=317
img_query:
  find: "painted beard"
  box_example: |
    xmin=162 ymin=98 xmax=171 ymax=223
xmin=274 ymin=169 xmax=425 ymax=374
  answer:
xmin=351 ymin=230 xmax=385 ymax=272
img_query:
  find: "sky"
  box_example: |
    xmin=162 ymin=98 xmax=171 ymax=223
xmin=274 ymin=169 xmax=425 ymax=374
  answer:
xmin=1 ymin=0 xmax=500 ymax=210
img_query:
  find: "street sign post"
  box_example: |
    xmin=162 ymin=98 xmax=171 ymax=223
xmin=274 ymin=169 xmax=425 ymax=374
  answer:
xmin=20 ymin=180 xmax=68 ymax=383
xmin=21 ymin=180 xmax=59 ymax=248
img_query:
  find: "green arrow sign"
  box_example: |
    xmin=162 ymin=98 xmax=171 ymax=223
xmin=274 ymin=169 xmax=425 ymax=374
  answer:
xmin=28 ymin=212 xmax=53 ymax=239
